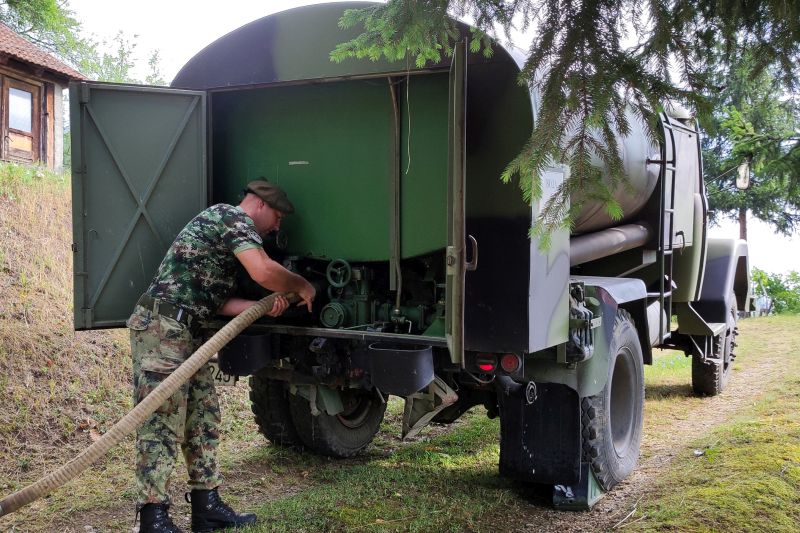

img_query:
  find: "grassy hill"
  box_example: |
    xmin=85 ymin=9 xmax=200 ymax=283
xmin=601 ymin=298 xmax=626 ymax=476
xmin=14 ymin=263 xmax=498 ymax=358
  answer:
xmin=0 ymin=162 xmax=130 ymax=493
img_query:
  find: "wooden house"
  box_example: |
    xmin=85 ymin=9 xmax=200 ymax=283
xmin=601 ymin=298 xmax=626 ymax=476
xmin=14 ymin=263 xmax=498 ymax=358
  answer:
xmin=0 ymin=23 xmax=86 ymax=171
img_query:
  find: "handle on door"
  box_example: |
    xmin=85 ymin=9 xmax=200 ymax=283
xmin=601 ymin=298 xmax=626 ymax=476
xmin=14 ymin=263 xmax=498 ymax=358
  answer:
xmin=465 ymin=234 xmax=478 ymax=271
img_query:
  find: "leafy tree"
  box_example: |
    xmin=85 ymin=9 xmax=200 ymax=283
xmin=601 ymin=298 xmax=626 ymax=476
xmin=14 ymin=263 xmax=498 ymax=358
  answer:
xmin=331 ymin=1 xmax=800 ymax=235
xmin=752 ymin=267 xmax=800 ymax=314
xmin=0 ymin=0 xmax=94 ymax=67
xmin=1 ymin=1 xmax=165 ymax=84
xmin=145 ymin=50 xmax=167 ymax=86
xmin=75 ymin=32 xmax=164 ymax=85
xmin=703 ymin=54 xmax=800 ymax=240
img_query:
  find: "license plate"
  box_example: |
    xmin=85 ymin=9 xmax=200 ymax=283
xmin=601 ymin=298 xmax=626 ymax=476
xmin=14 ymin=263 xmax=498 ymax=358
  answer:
xmin=208 ymin=360 xmax=238 ymax=386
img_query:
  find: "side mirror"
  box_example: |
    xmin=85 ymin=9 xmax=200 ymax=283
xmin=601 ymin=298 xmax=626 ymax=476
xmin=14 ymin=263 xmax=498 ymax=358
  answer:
xmin=736 ymin=159 xmax=751 ymax=190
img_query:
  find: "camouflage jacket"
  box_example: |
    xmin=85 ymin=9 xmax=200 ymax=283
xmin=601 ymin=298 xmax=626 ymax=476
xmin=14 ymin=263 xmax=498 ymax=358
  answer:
xmin=145 ymin=204 xmax=263 ymax=319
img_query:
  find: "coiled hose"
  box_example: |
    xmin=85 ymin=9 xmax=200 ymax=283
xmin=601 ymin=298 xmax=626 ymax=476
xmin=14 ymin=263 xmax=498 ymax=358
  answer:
xmin=0 ymin=293 xmax=291 ymax=517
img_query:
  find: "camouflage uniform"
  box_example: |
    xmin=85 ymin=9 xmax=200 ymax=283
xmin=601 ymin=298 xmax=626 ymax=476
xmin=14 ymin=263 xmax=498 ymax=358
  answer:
xmin=126 ymin=204 xmax=263 ymax=506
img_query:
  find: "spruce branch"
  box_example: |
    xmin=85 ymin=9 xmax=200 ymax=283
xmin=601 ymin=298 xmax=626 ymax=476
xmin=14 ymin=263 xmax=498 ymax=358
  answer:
xmin=331 ymin=0 xmax=800 ymax=239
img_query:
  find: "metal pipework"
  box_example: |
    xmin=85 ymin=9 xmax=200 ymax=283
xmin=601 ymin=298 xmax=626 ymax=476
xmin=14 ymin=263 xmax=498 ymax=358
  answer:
xmin=570 ymin=223 xmax=652 ymax=266
xmin=388 ymin=76 xmax=403 ymax=307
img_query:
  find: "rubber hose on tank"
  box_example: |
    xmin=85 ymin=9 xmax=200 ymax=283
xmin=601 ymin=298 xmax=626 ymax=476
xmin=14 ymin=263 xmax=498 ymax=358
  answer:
xmin=0 ymin=292 xmax=296 ymax=517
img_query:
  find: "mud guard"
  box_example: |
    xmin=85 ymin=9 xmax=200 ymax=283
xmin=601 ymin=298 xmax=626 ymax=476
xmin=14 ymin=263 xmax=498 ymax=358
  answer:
xmin=573 ymin=276 xmax=653 ymax=367
xmin=677 ymin=238 xmax=749 ymax=335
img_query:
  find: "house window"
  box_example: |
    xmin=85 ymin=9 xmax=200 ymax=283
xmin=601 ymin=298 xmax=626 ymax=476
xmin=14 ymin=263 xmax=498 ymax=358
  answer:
xmin=1 ymin=76 xmax=41 ymax=163
xmin=8 ymin=87 xmax=33 ymax=132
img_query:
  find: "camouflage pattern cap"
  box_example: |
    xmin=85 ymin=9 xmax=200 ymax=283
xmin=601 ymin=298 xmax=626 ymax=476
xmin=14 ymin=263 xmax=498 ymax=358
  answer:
xmin=245 ymin=179 xmax=295 ymax=214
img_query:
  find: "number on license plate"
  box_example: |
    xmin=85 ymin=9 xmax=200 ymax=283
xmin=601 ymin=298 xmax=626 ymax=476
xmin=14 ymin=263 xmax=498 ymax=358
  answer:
xmin=208 ymin=360 xmax=237 ymax=386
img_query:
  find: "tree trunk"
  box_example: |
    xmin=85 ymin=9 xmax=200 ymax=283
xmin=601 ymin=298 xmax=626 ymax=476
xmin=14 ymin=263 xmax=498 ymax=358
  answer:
xmin=738 ymin=207 xmax=748 ymax=240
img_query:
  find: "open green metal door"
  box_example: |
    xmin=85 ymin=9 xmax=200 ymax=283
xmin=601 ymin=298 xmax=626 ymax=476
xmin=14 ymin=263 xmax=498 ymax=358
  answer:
xmin=70 ymin=82 xmax=207 ymax=329
xmin=445 ymin=42 xmax=467 ymax=364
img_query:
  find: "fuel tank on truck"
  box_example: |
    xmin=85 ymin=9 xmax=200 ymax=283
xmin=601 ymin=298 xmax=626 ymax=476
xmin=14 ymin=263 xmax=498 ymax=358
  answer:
xmin=569 ymin=110 xmax=661 ymax=234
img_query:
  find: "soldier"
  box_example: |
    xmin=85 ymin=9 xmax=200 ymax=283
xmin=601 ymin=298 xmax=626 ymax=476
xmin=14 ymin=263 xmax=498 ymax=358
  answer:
xmin=126 ymin=180 xmax=315 ymax=533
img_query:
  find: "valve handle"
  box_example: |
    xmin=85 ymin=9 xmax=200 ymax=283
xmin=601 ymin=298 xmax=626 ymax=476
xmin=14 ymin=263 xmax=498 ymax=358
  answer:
xmin=325 ymin=258 xmax=352 ymax=288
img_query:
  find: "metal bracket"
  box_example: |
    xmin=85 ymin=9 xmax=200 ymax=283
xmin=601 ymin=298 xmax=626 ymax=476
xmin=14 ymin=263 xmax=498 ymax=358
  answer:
xmin=401 ymin=376 xmax=458 ymax=439
xmin=553 ymin=463 xmax=605 ymax=510
xmin=568 ymin=316 xmax=602 ymax=330
xmin=82 ymin=308 xmax=93 ymax=328
xmin=445 ymin=245 xmax=458 ymax=274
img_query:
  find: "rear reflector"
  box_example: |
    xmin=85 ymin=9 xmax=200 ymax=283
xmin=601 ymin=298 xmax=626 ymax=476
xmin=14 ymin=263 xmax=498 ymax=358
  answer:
xmin=500 ymin=353 xmax=521 ymax=373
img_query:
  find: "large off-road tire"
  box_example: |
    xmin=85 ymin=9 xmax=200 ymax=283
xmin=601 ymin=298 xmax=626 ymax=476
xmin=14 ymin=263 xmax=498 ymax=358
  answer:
xmin=582 ymin=310 xmax=645 ymax=491
xmin=249 ymin=375 xmax=303 ymax=448
xmin=288 ymin=388 xmax=386 ymax=458
xmin=692 ymin=295 xmax=737 ymax=396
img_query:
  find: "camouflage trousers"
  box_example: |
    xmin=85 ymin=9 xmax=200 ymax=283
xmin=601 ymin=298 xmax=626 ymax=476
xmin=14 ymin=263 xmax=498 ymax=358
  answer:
xmin=127 ymin=304 xmax=223 ymax=506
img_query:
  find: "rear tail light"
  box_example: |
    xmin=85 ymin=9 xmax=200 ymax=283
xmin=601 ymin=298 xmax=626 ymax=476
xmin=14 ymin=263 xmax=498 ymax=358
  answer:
xmin=500 ymin=353 xmax=521 ymax=373
xmin=475 ymin=353 xmax=496 ymax=372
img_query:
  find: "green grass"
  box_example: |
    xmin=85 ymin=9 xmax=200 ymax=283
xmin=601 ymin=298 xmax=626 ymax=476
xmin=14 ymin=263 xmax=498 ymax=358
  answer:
xmin=632 ymin=378 xmax=800 ymax=532
xmin=0 ymin=161 xmax=67 ymax=197
xmin=0 ymin=161 xmax=134 ymax=528
xmin=624 ymin=314 xmax=800 ymax=532
xmin=248 ymin=413 xmax=517 ymax=533
xmin=644 ymin=349 xmax=694 ymax=401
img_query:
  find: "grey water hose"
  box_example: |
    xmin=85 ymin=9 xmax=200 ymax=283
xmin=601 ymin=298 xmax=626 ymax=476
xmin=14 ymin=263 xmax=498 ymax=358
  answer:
xmin=0 ymin=293 xmax=293 ymax=517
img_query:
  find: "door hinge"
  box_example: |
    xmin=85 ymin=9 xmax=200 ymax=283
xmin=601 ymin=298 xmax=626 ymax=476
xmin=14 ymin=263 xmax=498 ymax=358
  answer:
xmin=79 ymin=82 xmax=90 ymax=104
xmin=82 ymin=308 xmax=93 ymax=328
xmin=446 ymin=245 xmax=458 ymax=274
xmin=71 ymin=243 xmax=78 ymax=252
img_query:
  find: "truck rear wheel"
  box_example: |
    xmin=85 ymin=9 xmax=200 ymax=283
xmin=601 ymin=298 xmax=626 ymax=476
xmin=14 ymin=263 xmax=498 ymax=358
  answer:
xmin=581 ymin=310 xmax=644 ymax=491
xmin=692 ymin=295 xmax=737 ymax=396
xmin=249 ymin=375 xmax=303 ymax=449
xmin=288 ymin=388 xmax=386 ymax=458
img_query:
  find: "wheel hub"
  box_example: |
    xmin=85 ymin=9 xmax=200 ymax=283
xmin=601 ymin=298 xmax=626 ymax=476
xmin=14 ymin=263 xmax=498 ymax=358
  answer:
xmin=336 ymin=393 xmax=373 ymax=428
xmin=610 ymin=348 xmax=636 ymax=456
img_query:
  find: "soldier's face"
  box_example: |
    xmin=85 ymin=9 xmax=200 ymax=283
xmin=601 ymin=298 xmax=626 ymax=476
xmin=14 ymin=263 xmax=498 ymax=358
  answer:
xmin=254 ymin=202 xmax=283 ymax=234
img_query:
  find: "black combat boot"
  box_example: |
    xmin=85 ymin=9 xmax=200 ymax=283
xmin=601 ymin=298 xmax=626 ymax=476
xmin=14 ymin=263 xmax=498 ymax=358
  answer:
xmin=138 ymin=503 xmax=185 ymax=533
xmin=187 ymin=488 xmax=257 ymax=532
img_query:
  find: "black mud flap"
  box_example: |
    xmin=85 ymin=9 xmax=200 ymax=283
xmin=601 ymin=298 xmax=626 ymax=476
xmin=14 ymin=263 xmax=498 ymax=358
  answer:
xmin=498 ymin=381 xmax=581 ymax=485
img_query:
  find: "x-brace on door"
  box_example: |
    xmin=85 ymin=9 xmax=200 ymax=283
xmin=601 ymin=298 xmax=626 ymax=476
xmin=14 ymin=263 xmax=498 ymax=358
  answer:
xmin=70 ymin=82 xmax=207 ymax=329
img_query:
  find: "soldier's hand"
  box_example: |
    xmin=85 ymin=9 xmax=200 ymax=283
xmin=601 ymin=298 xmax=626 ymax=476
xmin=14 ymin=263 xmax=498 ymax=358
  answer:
xmin=265 ymin=295 xmax=289 ymax=317
xmin=298 ymin=282 xmax=316 ymax=313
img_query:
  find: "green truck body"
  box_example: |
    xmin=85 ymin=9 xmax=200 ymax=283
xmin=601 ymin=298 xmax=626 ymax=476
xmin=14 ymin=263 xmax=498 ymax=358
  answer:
xmin=70 ymin=2 xmax=749 ymax=509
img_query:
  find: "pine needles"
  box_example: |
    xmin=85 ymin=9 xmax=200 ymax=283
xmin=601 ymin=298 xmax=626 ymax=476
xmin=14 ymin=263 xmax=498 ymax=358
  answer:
xmin=330 ymin=0 xmax=800 ymax=237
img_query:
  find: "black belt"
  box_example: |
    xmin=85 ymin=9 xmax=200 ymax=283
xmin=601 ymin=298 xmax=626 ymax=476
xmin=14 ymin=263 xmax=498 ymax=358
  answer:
xmin=136 ymin=294 xmax=200 ymax=333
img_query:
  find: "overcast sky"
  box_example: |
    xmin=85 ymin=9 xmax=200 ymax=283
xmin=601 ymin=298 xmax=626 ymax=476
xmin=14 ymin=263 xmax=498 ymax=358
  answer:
xmin=68 ymin=0 xmax=369 ymax=81
xmin=65 ymin=0 xmax=799 ymax=274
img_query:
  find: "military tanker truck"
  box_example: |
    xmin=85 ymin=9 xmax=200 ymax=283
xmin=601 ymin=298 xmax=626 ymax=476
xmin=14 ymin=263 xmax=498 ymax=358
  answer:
xmin=69 ymin=2 xmax=749 ymax=509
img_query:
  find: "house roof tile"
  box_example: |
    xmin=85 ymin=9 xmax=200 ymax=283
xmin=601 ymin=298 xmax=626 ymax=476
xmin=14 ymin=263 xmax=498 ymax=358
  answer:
xmin=0 ymin=23 xmax=87 ymax=81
